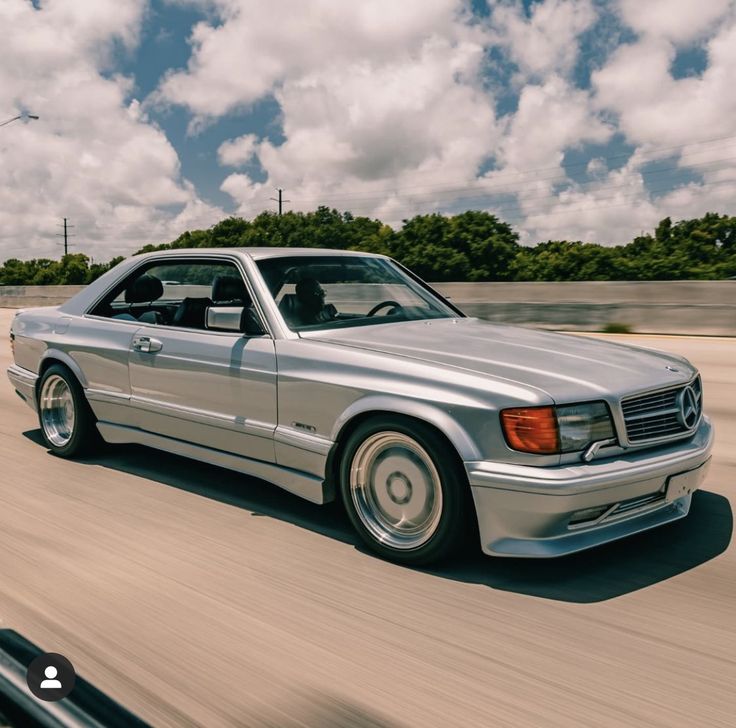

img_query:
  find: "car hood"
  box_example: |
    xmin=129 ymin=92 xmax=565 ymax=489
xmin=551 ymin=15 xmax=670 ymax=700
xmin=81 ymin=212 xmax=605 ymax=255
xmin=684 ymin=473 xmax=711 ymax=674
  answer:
xmin=305 ymin=318 xmax=697 ymax=402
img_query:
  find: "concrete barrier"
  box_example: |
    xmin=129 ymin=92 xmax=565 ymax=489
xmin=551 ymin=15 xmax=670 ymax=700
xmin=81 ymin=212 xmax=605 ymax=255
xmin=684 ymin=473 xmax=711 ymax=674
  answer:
xmin=1 ymin=281 xmax=734 ymax=335
xmin=0 ymin=285 xmax=85 ymax=308
xmin=432 ymin=281 xmax=736 ymax=336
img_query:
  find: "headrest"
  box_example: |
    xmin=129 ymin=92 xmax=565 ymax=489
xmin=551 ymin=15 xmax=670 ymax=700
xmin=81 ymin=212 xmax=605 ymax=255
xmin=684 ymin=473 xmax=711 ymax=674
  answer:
xmin=278 ymin=293 xmax=302 ymax=325
xmin=212 ymin=275 xmax=250 ymax=304
xmin=125 ymin=274 xmax=164 ymax=304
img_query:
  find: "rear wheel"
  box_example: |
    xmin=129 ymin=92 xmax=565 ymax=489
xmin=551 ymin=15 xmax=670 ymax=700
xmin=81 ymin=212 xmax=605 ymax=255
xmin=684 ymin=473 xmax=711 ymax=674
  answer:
xmin=339 ymin=417 xmax=471 ymax=565
xmin=38 ymin=364 xmax=99 ymax=458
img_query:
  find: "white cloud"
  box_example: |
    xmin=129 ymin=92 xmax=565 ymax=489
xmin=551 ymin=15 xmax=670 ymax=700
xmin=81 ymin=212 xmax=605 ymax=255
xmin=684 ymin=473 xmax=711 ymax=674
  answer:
xmin=218 ymin=134 xmax=259 ymax=166
xmin=167 ymin=0 xmax=735 ymax=243
xmin=593 ymin=12 xmax=736 ymax=175
xmin=5 ymin=0 xmax=736 ymax=262
xmin=517 ymin=163 xmax=661 ymax=245
xmin=166 ymin=0 xmax=501 ymax=223
xmin=157 ymin=0 xmax=478 ymax=119
xmin=489 ymin=0 xmax=597 ymax=79
xmin=617 ymin=0 xmax=732 ymax=44
xmin=0 ymin=0 xmax=223 ymax=260
xmin=492 ymin=76 xmax=612 ymax=172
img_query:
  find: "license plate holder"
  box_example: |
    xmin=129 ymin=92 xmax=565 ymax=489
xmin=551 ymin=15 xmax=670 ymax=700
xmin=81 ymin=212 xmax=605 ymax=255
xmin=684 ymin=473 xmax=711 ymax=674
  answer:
xmin=666 ymin=461 xmax=709 ymax=503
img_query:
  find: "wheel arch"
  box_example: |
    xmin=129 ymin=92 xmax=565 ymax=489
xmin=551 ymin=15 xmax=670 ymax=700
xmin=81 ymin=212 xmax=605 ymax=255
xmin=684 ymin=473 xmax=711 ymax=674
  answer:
xmin=37 ymin=350 xmax=87 ymax=393
xmin=325 ymin=396 xmax=480 ymax=500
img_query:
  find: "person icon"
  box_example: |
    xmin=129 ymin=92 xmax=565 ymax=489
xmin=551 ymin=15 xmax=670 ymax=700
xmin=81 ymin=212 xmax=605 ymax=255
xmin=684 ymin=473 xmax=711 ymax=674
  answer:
xmin=40 ymin=665 xmax=62 ymax=689
xmin=26 ymin=652 xmax=75 ymax=701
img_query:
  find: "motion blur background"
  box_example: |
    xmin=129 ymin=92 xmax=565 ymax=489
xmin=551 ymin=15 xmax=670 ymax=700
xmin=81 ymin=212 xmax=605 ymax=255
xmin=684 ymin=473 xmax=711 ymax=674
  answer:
xmin=1 ymin=1 xmax=735 ymax=726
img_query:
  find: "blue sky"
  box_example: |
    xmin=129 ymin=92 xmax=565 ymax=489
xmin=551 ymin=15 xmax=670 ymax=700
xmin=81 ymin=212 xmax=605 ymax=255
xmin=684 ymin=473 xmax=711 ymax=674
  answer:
xmin=2 ymin=0 xmax=735 ymax=259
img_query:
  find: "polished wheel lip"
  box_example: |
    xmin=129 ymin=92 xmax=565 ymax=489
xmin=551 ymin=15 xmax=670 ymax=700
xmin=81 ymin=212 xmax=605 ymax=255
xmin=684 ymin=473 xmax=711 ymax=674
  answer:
xmin=350 ymin=431 xmax=443 ymax=550
xmin=39 ymin=374 xmax=76 ymax=448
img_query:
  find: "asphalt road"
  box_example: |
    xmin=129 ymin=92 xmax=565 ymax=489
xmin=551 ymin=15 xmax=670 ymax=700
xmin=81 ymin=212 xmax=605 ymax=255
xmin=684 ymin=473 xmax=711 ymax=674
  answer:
xmin=0 ymin=308 xmax=734 ymax=727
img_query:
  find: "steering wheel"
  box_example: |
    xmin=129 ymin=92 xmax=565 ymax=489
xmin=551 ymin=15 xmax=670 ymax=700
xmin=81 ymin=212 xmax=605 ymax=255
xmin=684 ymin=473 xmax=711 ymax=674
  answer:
xmin=366 ymin=300 xmax=403 ymax=317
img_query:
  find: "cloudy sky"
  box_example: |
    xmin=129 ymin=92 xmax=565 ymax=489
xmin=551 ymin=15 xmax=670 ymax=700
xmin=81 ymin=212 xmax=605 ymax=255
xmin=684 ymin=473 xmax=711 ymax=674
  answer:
xmin=2 ymin=0 xmax=736 ymax=261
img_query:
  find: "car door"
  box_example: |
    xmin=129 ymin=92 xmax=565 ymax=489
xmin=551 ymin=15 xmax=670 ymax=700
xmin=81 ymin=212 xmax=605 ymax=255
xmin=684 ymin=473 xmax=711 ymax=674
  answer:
xmin=53 ymin=316 xmax=142 ymax=430
xmin=127 ymin=259 xmax=278 ymax=463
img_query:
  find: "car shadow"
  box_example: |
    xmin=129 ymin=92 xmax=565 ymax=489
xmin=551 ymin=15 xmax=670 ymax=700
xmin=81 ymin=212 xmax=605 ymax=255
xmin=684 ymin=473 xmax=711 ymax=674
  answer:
xmin=23 ymin=430 xmax=733 ymax=604
xmin=428 ymin=488 xmax=732 ymax=602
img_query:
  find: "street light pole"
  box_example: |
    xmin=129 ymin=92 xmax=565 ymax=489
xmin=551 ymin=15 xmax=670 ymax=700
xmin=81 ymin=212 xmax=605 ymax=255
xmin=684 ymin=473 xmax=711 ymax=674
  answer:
xmin=0 ymin=113 xmax=40 ymax=128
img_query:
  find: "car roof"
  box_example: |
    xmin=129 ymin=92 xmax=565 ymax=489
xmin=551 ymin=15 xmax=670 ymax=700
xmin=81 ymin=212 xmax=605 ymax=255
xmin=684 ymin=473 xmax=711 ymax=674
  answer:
xmin=245 ymin=247 xmax=383 ymax=260
xmin=138 ymin=247 xmax=385 ymax=261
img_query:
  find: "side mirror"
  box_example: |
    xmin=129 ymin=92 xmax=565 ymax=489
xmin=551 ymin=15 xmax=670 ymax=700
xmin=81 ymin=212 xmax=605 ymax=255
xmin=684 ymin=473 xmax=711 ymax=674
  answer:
xmin=206 ymin=306 xmax=267 ymax=336
xmin=240 ymin=307 xmax=267 ymax=336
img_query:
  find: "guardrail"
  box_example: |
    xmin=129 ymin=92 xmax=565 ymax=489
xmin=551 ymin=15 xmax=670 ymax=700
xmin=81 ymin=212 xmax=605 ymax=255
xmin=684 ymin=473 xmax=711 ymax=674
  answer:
xmin=1 ymin=281 xmax=734 ymax=335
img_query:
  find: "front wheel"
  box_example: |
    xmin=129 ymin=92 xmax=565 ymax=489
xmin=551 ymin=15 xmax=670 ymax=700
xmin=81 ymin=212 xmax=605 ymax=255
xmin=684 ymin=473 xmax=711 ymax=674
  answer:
xmin=37 ymin=364 xmax=99 ymax=458
xmin=339 ymin=417 xmax=471 ymax=565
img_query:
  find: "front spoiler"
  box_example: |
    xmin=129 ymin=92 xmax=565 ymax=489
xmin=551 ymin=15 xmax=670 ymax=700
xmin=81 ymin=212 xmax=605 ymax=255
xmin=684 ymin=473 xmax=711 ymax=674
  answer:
xmin=466 ymin=416 xmax=714 ymax=558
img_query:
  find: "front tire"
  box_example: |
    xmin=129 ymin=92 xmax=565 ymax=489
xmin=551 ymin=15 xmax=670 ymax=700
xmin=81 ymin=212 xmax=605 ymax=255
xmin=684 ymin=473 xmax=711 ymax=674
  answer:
xmin=37 ymin=364 xmax=99 ymax=458
xmin=339 ymin=417 xmax=471 ymax=565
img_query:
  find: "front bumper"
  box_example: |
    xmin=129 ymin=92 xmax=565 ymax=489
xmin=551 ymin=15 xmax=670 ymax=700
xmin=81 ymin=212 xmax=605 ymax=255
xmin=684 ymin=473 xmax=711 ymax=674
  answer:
xmin=7 ymin=364 xmax=39 ymax=412
xmin=466 ymin=416 xmax=714 ymax=558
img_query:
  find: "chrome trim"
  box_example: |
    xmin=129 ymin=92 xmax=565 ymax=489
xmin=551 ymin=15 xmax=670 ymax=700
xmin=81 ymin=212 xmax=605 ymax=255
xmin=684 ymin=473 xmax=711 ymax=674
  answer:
xmin=7 ymin=363 xmax=38 ymax=386
xmin=85 ymin=388 xmax=130 ymax=403
xmin=274 ymin=426 xmax=333 ymax=455
xmin=83 ymin=252 xmax=274 ymax=339
xmin=619 ymin=374 xmax=702 ymax=446
xmin=129 ymin=395 xmax=276 ymax=437
xmin=581 ymin=437 xmax=617 ymax=462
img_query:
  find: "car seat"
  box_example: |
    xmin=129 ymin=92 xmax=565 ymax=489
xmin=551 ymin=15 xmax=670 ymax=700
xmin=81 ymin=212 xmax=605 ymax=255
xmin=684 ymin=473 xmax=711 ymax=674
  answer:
xmin=278 ymin=294 xmax=303 ymax=326
xmin=172 ymin=297 xmax=213 ymax=328
xmin=212 ymin=275 xmax=251 ymax=306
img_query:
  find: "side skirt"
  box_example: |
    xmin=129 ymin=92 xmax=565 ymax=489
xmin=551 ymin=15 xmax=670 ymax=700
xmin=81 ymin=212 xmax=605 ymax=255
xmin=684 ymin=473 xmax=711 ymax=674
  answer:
xmin=96 ymin=422 xmax=330 ymax=505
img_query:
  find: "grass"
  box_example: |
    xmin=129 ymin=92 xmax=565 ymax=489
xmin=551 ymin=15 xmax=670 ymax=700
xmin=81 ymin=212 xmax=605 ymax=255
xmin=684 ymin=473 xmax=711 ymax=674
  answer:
xmin=602 ymin=322 xmax=633 ymax=334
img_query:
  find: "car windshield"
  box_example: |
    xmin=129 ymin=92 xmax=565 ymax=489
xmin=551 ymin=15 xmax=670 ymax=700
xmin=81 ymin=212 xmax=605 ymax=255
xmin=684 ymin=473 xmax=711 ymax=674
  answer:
xmin=256 ymin=254 xmax=458 ymax=331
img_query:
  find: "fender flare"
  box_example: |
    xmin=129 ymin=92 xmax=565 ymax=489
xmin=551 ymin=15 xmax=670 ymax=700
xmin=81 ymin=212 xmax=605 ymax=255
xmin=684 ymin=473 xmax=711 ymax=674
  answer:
xmin=38 ymin=349 xmax=89 ymax=390
xmin=329 ymin=394 xmax=483 ymax=462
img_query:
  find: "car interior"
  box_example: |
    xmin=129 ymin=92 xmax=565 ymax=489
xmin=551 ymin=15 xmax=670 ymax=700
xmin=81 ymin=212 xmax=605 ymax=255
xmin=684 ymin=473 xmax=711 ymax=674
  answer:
xmin=93 ymin=268 xmax=256 ymax=332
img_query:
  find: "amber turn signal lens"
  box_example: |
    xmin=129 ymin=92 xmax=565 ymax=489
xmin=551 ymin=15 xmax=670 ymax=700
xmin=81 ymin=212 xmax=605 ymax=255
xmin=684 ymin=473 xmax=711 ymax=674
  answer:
xmin=500 ymin=406 xmax=560 ymax=454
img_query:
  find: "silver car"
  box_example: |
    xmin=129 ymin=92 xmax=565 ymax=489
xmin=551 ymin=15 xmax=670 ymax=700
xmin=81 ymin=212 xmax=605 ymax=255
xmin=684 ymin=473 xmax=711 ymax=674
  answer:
xmin=7 ymin=248 xmax=713 ymax=564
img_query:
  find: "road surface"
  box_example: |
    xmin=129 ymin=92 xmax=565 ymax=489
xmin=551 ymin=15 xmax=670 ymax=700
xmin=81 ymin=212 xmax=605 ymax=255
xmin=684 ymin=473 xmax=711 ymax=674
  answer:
xmin=0 ymin=308 xmax=734 ymax=727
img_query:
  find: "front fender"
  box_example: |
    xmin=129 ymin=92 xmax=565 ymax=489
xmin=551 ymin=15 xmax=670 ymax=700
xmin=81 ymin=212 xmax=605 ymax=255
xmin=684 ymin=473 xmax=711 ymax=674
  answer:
xmin=330 ymin=394 xmax=483 ymax=462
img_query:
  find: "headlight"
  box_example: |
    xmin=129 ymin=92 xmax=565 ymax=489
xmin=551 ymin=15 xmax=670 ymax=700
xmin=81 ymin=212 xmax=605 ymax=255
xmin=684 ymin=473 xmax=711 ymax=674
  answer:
xmin=501 ymin=402 xmax=615 ymax=454
xmin=556 ymin=402 xmax=614 ymax=452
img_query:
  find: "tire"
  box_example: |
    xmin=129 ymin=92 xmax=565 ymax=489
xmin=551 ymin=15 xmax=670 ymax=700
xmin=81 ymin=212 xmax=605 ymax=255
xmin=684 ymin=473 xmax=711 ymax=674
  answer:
xmin=339 ymin=416 xmax=472 ymax=565
xmin=37 ymin=364 xmax=100 ymax=458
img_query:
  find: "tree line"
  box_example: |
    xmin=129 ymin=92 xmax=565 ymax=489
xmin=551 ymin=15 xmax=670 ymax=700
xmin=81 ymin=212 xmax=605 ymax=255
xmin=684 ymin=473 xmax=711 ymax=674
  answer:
xmin=1 ymin=208 xmax=734 ymax=285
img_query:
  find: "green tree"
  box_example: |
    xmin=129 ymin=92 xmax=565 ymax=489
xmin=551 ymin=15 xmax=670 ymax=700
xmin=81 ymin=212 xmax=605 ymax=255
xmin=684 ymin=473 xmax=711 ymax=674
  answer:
xmin=390 ymin=211 xmax=519 ymax=281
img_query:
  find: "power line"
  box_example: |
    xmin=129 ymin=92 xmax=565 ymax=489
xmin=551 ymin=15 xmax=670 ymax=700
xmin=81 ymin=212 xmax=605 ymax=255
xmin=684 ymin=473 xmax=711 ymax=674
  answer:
xmin=286 ymin=133 xmax=736 ymax=204
xmin=360 ymin=175 xmax=736 ymax=225
xmin=297 ymin=150 xmax=735 ymax=218
xmin=290 ymin=148 xmax=736 ymax=208
xmin=56 ymin=217 xmax=75 ymax=256
xmin=0 ymin=113 xmax=39 ymax=128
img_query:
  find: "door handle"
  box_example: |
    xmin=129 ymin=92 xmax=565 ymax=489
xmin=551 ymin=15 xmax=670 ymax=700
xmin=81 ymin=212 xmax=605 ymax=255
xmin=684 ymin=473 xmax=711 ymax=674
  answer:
xmin=132 ymin=336 xmax=163 ymax=353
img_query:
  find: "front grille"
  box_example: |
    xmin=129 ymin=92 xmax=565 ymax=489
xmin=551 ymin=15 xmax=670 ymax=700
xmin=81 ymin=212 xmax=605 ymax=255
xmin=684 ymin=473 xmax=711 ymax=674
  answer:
xmin=621 ymin=376 xmax=702 ymax=443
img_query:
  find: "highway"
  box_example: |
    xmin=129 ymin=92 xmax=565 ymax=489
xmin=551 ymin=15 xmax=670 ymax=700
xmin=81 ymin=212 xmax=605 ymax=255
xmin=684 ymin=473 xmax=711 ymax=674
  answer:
xmin=0 ymin=308 xmax=734 ymax=727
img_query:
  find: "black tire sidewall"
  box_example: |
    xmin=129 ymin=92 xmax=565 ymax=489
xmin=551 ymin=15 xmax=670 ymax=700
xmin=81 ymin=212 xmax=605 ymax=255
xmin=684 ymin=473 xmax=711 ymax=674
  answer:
xmin=339 ymin=416 xmax=471 ymax=565
xmin=37 ymin=364 xmax=96 ymax=458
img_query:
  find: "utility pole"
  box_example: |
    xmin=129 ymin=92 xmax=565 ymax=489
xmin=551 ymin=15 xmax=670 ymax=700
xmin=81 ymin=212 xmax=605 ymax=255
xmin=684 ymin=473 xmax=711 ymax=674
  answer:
xmin=269 ymin=188 xmax=290 ymax=215
xmin=56 ymin=217 xmax=75 ymax=256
